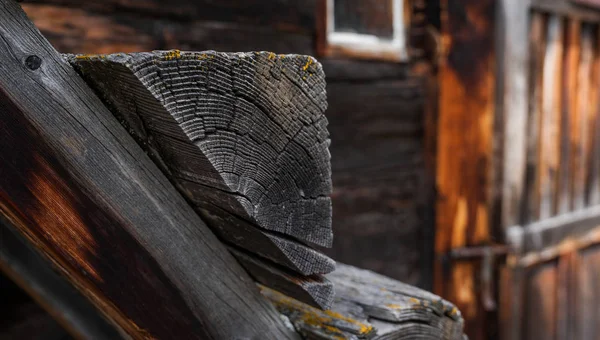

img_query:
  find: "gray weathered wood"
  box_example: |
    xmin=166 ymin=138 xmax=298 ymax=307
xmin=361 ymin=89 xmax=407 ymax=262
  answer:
xmin=497 ymin=0 xmax=531 ymax=229
xmin=261 ymin=263 xmax=466 ymax=340
xmin=67 ymin=50 xmax=333 ymax=248
xmin=231 ymin=248 xmax=334 ymax=310
xmin=66 ymin=50 xmax=336 ymax=306
xmin=0 ymin=1 xmax=297 ymax=338
xmin=201 ymin=203 xmax=335 ymax=275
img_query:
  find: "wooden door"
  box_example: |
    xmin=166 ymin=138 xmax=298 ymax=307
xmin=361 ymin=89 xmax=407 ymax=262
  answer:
xmin=498 ymin=1 xmax=600 ymax=339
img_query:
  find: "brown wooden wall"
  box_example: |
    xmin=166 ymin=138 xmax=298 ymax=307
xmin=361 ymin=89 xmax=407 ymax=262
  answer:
xmin=19 ymin=0 xmax=434 ymax=288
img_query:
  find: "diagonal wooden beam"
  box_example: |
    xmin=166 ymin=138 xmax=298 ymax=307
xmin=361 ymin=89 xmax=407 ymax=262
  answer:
xmin=0 ymin=1 xmax=298 ymax=338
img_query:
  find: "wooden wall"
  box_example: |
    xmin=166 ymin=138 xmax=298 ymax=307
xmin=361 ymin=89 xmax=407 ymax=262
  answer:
xmin=20 ymin=0 xmax=434 ymax=287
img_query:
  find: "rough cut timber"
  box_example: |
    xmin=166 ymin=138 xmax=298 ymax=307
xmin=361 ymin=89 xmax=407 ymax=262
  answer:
xmin=67 ymin=50 xmax=336 ymax=308
xmin=68 ymin=50 xmax=333 ymax=248
xmin=0 ymin=1 xmax=298 ymax=338
xmin=231 ymin=248 xmax=334 ymax=310
xmin=261 ymin=263 xmax=466 ymax=340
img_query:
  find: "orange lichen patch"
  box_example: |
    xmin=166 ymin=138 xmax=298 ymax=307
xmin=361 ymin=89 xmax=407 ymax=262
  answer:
xmin=268 ymin=52 xmax=276 ymax=60
xmin=163 ymin=50 xmax=181 ymax=61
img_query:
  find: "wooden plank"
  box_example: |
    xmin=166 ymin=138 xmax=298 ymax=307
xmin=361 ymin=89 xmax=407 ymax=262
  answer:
xmin=533 ymin=0 xmax=600 ymax=22
xmin=539 ymin=15 xmax=564 ymax=219
xmin=520 ymin=226 xmax=600 ymax=267
xmin=556 ymin=252 xmax=577 ymax=339
xmin=525 ymin=12 xmax=549 ymax=223
xmin=524 ymin=261 xmax=558 ymax=340
xmin=198 ymin=203 xmax=335 ymax=276
xmin=522 ymin=205 xmax=600 ymax=252
xmin=499 ymin=263 xmax=525 ymax=340
xmin=325 ymin=79 xmax=426 ymax=284
xmin=24 ymin=0 xmax=315 ymax=33
xmin=498 ymin=0 xmax=533 ymax=229
xmin=0 ymin=215 xmax=121 ymax=339
xmin=21 ymin=4 xmax=314 ymax=55
xmin=586 ymin=26 xmax=600 ymax=206
xmin=572 ymin=0 xmax=600 ymax=10
xmin=436 ymin=0 xmax=495 ymax=338
xmin=562 ymin=19 xmax=581 ymax=213
xmin=261 ymin=263 xmax=466 ymax=340
xmin=231 ymin=248 xmax=334 ymax=310
xmin=576 ymin=244 xmax=600 ymax=339
xmin=319 ymin=58 xmax=410 ymax=81
xmin=573 ymin=25 xmax=595 ymax=210
xmin=0 ymin=1 xmax=297 ymax=338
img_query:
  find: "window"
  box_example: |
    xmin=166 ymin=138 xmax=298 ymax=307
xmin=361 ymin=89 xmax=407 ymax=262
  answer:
xmin=318 ymin=0 xmax=410 ymax=62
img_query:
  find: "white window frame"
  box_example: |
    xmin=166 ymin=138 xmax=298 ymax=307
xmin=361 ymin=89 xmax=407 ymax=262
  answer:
xmin=323 ymin=0 xmax=409 ymax=62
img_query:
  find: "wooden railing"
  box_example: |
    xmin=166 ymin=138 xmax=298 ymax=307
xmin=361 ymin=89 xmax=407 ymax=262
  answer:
xmin=497 ymin=1 xmax=600 ymax=339
xmin=501 ymin=1 xmax=600 ymax=247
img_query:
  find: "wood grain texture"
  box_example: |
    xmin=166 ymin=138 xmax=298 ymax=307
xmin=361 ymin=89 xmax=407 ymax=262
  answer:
xmin=540 ymin=15 xmax=564 ymax=219
xmin=21 ymin=4 xmax=314 ymax=55
xmin=24 ymin=0 xmax=316 ymax=33
xmin=68 ymin=51 xmax=333 ymax=248
xmin=436 ymin=1 xmax=495 ymax=339
xmin=262 ymin=263 xmax=466 ymax=340
xmin=577 ymin=244 xmax=600 ymax=340
xmin=585 ymin=26 xmax=600 ymax=207
xmin=525 ymin=12 xmax=548 ymax=223
xmin=498 ymin=0 xmax=533 ymax=229
xmin=564 ymin=19 xmax=581 ymax=213
xmin=324 ymin=79 xmax=427 ymax=285
xmin=231 ymin=248 xmax=334 ymax=310
xmin=533 ymin=0 xmax=600 ymax=22
xmin=68 ymin=50 xmax=335 ymax=307
xmin=524 ymin=262 xmax=557 ymax=340
xmin=0 ymin=1 xmax=297 ymax=338
xmin=572 ymin=25 xmax=595 ymax=210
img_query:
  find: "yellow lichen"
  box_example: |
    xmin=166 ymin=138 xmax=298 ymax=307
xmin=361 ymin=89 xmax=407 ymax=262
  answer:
xmin=302 ymin=57 xmax=314 ymax=71
xmin=385 ymin=304 xmax=403 ymax=310
xmin=164 ymin=49 xmax=181 ymax=61
xmin=409 ymin=297 xmax=421 ymax=305
xmin=268 ymin=52 xmax=276 ymax=60
xmin=75 ymin=54 xmax=96 ymax=60
xmin=262 ymin=286 xmax=373 ymax=336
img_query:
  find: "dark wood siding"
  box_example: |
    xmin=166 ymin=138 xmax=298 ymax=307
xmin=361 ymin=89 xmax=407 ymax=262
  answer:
xmin=21 ymin=0 xmax=432 ymax=287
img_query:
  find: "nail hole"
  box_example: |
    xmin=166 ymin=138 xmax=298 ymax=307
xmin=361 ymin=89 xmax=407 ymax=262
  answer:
xmin=25 ymin=55 xmax=42 ymax=70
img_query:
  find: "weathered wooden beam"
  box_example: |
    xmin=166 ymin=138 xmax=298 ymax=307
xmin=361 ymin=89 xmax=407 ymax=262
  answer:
xmin=68 ymin=50 xmax=333 ymax=247
xmin=67 ymin=50 xmax=336 ymax=307
xmin=262 ymin=263 xmax=466 ymax=340
xmin=0 ymin=1 xmax=298 ymax=338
